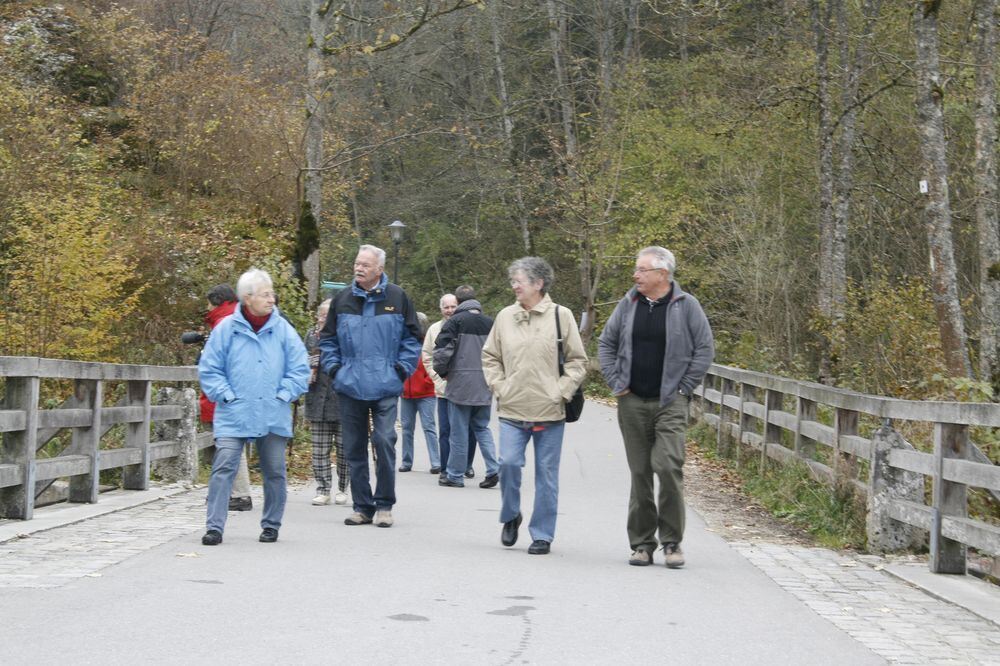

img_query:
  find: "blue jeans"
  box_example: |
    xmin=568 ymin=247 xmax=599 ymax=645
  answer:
xmin=400 ymin=396 xmax=439 ymax=468
xmin=206 ymin=433 xmax=288 ymax=533
xmin=339 ymin=393 xmax=398 ymax=516
xmin=437 ymin=397 xmax=477 ymax=474
xmin=447 ymin=402 xmax=499 ymax=482
xmin=498 ymin=418 xmax=565 ymax=543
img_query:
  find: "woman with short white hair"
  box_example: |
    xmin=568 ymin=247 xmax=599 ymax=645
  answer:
xmin=198 ymin=268 xmax=310 ymax=545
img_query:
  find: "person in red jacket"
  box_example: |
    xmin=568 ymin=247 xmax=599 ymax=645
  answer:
xmin=199 ymin=284 xmax=252 ymax=512
xmin=399 ymin=312 xmax=440 ymax=473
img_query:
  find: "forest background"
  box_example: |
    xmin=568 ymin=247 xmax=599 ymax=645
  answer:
xmin=2 ymin=0 xmax=1000 ymax=417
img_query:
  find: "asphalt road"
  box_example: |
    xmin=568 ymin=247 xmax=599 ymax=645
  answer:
xmin=0 ymin=401 xmax=885 ymax=665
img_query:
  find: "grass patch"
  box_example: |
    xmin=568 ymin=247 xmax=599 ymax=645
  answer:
xmin=689 ymin=423 xmax=867 ymax=550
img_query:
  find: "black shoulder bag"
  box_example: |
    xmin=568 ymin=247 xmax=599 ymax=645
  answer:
xmin=555 ymin=306 xmax=585 ymax=423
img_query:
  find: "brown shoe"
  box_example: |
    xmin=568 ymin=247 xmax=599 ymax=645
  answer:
xmin=344 ymin=512 xmax=373 ymax=526
xmin=663 ymin=542 xmax=685 ymax=569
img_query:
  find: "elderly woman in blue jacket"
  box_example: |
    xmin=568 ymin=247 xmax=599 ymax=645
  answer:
xmin=198 ymin=268 xmax=310 ymax=546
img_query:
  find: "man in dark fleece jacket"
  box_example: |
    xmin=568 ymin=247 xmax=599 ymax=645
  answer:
xmin=433 ymin=285 xmax=500 ymax=488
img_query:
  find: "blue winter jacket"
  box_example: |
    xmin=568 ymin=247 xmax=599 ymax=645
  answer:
xmin=319 ymin=273 xmax=422 ymax=401
xmin=198 ymin=305 xmax=310 ymax=439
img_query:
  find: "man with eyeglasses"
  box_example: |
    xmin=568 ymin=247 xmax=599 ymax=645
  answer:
xmin=597 ymin=246 xmax=714 ymax=568
xmin=320 ymin=244 xmax=422 ymax=529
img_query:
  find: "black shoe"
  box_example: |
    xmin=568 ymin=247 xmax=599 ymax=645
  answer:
xmin=479 ymin=473 xmax=499 ymax=489
xmin=501 ymin=513 xmax=522 ymax=547
xmin=528 ymin=540 xmax=551 ymax=555
xmin=438 ymin=477 xmax=464 ymax=488
xmin=429 ymin=467 xmax=441 ymax=475
xmin=398 ymin=465 xmax=412 ymax=472
xmin=464 ymin=468 xmax=475 ymax=479
xmin=228 ymin=496 xmax=252 ymax=511
xmin=259 ymin=528 xmax=279 ymax=543
xmin=201 ymin=530 xmax=222 ymax=546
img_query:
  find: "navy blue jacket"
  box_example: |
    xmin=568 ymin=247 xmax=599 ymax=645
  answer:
xmin=319 ymin=273 xmax=422 ymax=401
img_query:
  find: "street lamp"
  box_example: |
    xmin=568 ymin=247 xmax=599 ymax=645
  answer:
xmin=388 ymin=220 xmax=406 ymax=283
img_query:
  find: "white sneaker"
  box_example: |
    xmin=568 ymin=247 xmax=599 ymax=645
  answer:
xmin=374 ymin=510 xmax=393 ymax=528
xmin=334 ymin=492 xmax=348 ymax=505
xmin=312 ymin=494 xmax=331 ymax=506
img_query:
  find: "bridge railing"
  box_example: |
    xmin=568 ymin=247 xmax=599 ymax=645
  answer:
xmin=694 ymin=364 xmax=1000 ymax=575
xmin=0 ymin=356 xmax=211 ymax=521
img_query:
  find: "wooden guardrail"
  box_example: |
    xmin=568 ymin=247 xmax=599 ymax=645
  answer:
xmin=694 ymin=364 xmax=1000 ymax=575
xmin=0 ymin=356 xmax=212 ymax=521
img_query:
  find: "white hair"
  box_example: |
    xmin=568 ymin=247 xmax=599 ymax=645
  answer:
xmin=236 ymin=268 xmax=273 ymax=301
xmin=358 ymin=244 xmax=386 ymax=268
xmin=439 ymin=293 xmax=456 ymax=308
xmin=638 ymin=246 xmax=676 ymax=274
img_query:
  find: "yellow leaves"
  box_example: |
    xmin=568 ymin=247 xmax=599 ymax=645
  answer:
xmin=361 ymin=45 xmax=375 ymax=55
xmin=388 ymin=33 xmax=400 ymax=44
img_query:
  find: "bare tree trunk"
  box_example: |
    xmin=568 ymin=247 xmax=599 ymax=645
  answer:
xmin=914 ymin=0 xmax=973 ymax=377
xmin=812 ymin=0 xmax=837 ymax=382
xmin=489 ymin=0 xmax=531 ymax=252
xmin=623 ymin=0 xmax=640 ymax=62
xmin=545 ymin=0 xmax=577 ymax=161
xmin=301 ymin=0 xmax=327 ymax=307
xmin=974 ymin=0 xmax=1000 ymax=386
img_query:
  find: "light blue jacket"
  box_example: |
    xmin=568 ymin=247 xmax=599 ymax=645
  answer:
xmin=198 ymin=306 xmax=310 ymax=439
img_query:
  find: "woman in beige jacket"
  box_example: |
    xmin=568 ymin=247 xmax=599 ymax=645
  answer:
xmin=481 ymin=257 xmax=587 ymax=555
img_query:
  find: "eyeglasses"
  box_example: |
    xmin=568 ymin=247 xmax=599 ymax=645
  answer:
xmin=509 ymin=278 xmax=533 ymax=287
xmin=633 ymin=267 xmax=663 ymax=275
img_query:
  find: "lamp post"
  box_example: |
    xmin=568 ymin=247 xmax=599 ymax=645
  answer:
xmin=388 ymin=220 xmax=406 ymax=283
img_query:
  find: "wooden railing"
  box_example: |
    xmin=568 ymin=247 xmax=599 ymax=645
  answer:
xmin=694 ymin=364 xmax=1000 ymax=575
xmin=0 ymin=356 xmax=211 ymax=521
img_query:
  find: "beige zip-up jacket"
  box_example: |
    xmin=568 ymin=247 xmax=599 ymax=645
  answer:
xmin=421 ymin=318 xmax=448 ymax=397
xmin=482 ymin=294 xmax=587 ymax=422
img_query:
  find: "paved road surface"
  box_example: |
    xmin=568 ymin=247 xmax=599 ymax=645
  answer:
xmin=1 ymin=402 xmax=998 ymax=664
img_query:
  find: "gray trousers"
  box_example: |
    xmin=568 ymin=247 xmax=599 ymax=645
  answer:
xmin=617 ymin=392 xmax=689 ymax=551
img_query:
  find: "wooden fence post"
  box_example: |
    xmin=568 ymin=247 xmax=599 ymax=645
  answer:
xmin=795 ymin=396 xmax=816 ymax=462
xmin=834 ymin=407 xmax=859 ymax=488
xmin=0 ymin=376 xmax=39 ymax=519
xmin=930 ymin=422 xmax=969 ymax=574
xmin=762 ymin=389 xmax=783 ymax=469
xmin=717 ymin=378 xmax=734 ymax=458
xmin=737 ymin=384 xmax=757 ymax=468
xmin=122 ymin=379 xmax=152 ymax=490
xmin=68 ymin=379 xmax=102 ymax=503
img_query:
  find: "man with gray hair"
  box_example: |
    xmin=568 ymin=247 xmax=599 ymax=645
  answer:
xmin=320 ymin=244 xmax=422 ymax=528
xmin=598 ymin=246 xmax=714 ymax=568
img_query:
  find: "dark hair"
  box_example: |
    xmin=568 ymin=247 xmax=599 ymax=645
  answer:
xmin=455 ymin=285 xmax=476 ymax=303
xmin=206 ymin=283 xmax=237 ymax=306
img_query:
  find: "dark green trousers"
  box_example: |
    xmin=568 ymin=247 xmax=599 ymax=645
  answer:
xmin=617 ymin=392 xmax=688 ymax=551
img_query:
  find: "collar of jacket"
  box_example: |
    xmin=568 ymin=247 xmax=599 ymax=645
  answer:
xmin=512 ymin=293 xmax=553 ymax=324
xmin=351 ymin=272 xmax=389 ymax=299
xmin=454 ymin=299 xmax=483 ymax=315
xmin=231 ymin=304 xmax=280 ymax=335
xmin=628 ymin=280 xmax=686 ymax=304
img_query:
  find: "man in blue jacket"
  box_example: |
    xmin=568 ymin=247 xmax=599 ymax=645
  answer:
xmin=598 ymin=246 xmax=714 ymax=569
xmin=198 ymin=268 xmax=310 ymax=546
xmin=320 ymin=244 xmax=422 ymax=528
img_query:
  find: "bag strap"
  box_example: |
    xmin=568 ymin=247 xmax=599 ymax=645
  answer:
xmin=555 ymin=305 xmax=566 ymax=377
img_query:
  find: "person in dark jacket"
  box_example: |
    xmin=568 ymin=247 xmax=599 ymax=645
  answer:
xmin=198 ymin=283 xmax=252 ymax=512
xmin=320 ymin=245 xmax=422 ymax=528
xmin=307 ymin=298 xmax=348 ymax=506
xmin=598 ymin=246 xmax=714 ymax=569
xmin=433 ymin=285 xmax=499 ymax=488
xmin=198 ymin=269 xmax=310 ymax=546
xmin=399 ymin=312 xmax=440 ymax=473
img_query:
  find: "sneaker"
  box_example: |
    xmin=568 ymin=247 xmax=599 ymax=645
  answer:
xmin=629 ymin=548 xmax=652 ymax=567
xmin=527 ymin=539 xmax=551 ymax=555
xmin=312 ymin=494 xmax=331 ymax=506
xmin=464 ymin=468 xmax=475 ymax=479
xmin=334 ymin=491 xmax=348 ymax=505
xmin=663 ymin=542 xmax=685 ymax=569
xmin=429 ymin=466 xmax=441 ymax=475
xmin=259 ymin=527 xmax=278 ymax=543
xmin=344 ymin=512 xmax=373 ymax=526
xmin=374 ymin=510 xmax=394 ymax=528
xmin=479 ymin=473 xmax=499 ymax=489
xmin=438 ymin=477 xmax=464 ymax=488
xmin=398 ymin=465 xmax=412 ymax=472
xmin=228 ymin=496 xmax=252 ymax=511
xmin=201 ymin=530 xmax=222 ymax=546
